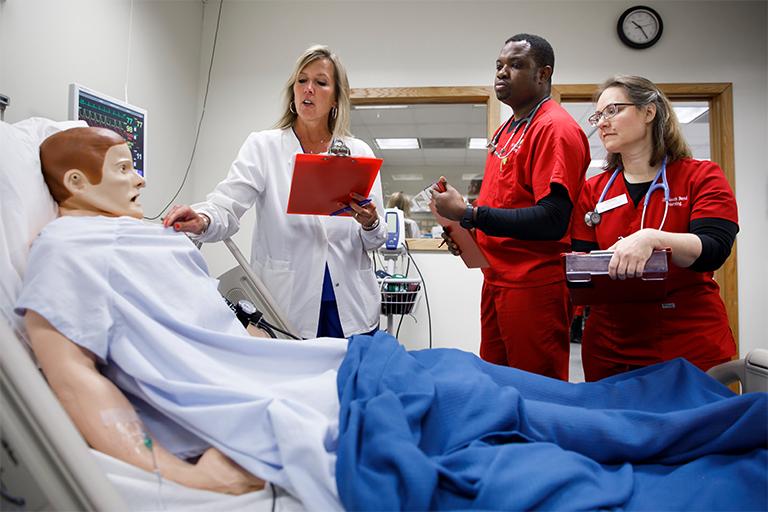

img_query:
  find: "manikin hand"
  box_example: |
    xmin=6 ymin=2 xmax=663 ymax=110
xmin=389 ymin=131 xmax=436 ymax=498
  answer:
xmin=193 ymin=447 xmax=266 ymax=495
xmin=430 ymin=178 xmax=466 ymax=221
xmin=607 ymin=228 xmax=660 ymax=280
xmin=162 ymin=204 xmax=207 ymax=234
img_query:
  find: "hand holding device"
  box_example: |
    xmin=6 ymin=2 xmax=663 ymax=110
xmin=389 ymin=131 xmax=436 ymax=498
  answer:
xmin=412 ymin=177 xmax=447 ymax=211
xmin=429 ymin=177 xmax=467 ymax=221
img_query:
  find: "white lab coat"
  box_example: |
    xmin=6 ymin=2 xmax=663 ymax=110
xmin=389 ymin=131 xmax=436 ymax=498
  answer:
xmin=194 ymin=128 xmax=386 ymax=338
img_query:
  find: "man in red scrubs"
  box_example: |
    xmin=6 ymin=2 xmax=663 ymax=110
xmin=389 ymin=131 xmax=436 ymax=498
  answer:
xmin=432 ymin=34 xmax=590 ymax=380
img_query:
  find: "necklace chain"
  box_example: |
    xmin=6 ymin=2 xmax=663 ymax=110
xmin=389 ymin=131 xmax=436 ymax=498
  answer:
xmin=293 ymin=126 xmax=330 ymax=154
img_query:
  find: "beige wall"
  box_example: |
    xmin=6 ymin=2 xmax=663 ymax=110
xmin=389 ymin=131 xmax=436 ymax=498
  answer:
xmin=192 ymin=0 xmax=767 ymax=356
xmin=0 ymin=0 xmax=204 ymax=215
xmin=2 ymin=0 xmax=765 ymax=356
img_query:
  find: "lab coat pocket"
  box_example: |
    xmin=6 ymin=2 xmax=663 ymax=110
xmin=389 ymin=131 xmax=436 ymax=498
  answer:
xmin=352 ymin=268 xmax=380 ymax=326
xmin=253 ymin=258 xmax=294 ymax=314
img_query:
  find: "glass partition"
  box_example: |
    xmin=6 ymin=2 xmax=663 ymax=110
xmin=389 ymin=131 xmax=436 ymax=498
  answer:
xmin=350 ymin=103 xmax=488 ymax=238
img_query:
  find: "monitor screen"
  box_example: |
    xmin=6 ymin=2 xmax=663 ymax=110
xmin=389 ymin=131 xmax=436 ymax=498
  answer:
xmin=68 ymin=83 xmax=147 ymax=178
xmin=386 ymin=211 xmax=398 ymax=232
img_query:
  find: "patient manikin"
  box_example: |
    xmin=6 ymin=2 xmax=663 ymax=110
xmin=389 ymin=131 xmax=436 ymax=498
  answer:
xmin=16 ymin=128 xmax=768 ymax=511
xmin=25 ymin=127 xmax=282 ymax=496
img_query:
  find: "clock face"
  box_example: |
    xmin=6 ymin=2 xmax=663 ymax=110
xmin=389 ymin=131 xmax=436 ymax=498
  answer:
xmin=618 ymin=6 xmax=663 ymax=49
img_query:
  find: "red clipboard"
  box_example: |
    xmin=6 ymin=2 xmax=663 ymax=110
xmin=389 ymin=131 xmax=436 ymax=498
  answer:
xmin=563 ymin=249 xmax=670 ymax=305
xmin=430 ymin=203 xmax=490 ymax=269
xmin=286 ymin=153 xmax=383 ymax=216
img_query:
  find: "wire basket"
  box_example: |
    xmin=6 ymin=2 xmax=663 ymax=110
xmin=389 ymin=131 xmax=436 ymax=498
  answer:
xmin=378 ymin=277 xmax=422 ymax=316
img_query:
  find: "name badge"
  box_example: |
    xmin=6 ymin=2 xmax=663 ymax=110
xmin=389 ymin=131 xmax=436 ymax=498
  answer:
xmin=596 ymin=193 xmax=628 ymax=214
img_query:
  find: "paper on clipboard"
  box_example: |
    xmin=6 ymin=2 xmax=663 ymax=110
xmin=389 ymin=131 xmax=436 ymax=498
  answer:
xmin=286 ymin=153 xmax=383 ymax=216
xmin=430 ymin=203 xmax=490 ymax=269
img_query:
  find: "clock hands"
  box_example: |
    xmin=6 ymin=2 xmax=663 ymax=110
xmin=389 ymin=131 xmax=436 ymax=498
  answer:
xmin=631 ymin=20 xmax=650 ymax=40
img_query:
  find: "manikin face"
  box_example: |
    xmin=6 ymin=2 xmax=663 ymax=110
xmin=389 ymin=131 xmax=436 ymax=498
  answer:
xmin=595 ymin=86 xmax=655 ymax=155
xmin=494 ymin=40 xmax=543 ymax=109
xmin=65 ymin=143 xmax=146 ymax=219
xmin=293 ymin=58 xmax=337 ymax=124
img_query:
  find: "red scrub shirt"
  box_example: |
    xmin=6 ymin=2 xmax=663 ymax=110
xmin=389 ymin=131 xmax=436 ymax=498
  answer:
xmin=572 ymin=158 xmax=738 ymax=380
xmin=475 ymin=100 xmax=590 ymax=378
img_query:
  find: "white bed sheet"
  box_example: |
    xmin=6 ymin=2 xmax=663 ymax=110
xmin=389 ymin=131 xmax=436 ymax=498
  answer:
xmin=92 ymin=449 xmax=304 ymax=512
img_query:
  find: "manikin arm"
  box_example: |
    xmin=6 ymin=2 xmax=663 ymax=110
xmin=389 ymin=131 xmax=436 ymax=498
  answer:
xmin=25 ymin=310 xmax=265 ymax=495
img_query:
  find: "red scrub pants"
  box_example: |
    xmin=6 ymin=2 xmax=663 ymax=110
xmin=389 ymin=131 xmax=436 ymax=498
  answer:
xmin=480 ymin=280 xmax=571 ymax=380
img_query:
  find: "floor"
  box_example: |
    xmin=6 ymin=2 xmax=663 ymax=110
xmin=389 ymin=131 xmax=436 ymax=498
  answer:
xmin=569 ymin=342 xmax=585 ymax=383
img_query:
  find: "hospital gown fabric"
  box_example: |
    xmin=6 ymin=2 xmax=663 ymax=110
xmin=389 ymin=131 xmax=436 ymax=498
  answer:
xmin=16 ymin=216 xmax=347 ymax=511
xmin=336 ymin=332 xmax=768 ymax=511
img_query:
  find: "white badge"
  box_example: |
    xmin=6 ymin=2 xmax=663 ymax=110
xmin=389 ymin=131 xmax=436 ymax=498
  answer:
xmin=595 ymin=193 xmax=629 ymax=214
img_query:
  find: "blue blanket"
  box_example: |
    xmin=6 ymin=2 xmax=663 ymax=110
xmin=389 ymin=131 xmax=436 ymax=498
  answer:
xmin=336 ymin=332 xmax=767 ymax=510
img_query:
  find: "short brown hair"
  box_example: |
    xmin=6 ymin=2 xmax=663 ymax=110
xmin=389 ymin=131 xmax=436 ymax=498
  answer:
xmin=39 ymin=127 xmax=126 ymax=203
xmin=596 ymin=75 xmax=691 ymax=170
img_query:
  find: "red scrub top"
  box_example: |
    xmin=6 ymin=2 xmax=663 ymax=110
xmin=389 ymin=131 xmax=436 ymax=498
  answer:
xmin=571 ymin=158 xmax=738 ymax=368
xmin=477 ymin=100 xmax=590 ymax=288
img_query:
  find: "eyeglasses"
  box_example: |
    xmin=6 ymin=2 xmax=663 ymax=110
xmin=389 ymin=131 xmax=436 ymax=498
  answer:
xmin=587 ymin=103 xmax=635 ymax=126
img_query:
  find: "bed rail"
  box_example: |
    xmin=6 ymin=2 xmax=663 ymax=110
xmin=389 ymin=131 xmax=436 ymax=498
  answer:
xmin=219 ymin=237 xmax=296 ymax=335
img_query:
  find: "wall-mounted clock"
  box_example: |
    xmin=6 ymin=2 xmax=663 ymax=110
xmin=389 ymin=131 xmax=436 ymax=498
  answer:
xmin=618 ymin=5 xmax=663 ymax=49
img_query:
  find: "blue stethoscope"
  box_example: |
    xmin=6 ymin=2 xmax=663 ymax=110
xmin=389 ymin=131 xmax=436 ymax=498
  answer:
xmin=584 ymin=157 xmax=669 ymax=230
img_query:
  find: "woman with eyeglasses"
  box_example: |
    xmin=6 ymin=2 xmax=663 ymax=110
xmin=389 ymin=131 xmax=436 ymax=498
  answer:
xmin=571 ymin=75 xmax=738 ymax=381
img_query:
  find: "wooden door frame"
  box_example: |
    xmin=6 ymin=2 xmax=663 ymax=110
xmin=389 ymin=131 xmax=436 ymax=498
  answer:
xmin=552 ymin=83 xmax=738 ymax=347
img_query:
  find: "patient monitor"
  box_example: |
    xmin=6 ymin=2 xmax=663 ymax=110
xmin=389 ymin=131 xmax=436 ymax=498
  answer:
xmin=384 ymin=207 xmax=405 ymax=250
xmin=68 ymin=83 xmax=147 ymax=178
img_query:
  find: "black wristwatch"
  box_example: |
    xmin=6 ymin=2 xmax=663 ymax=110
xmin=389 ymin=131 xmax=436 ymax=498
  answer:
xmin=459 ymin=205 xmax=475 ymax=229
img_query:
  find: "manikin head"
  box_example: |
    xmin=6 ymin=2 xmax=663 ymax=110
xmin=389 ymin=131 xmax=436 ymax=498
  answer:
xmin=39 ymin=127 xmax=145 ymax=219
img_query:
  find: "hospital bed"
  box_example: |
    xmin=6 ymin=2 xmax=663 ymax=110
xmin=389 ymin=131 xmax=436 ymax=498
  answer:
xmin=0 ymin=117 xmax=303 ymax=510
xmin=1 ymin=118 xmax=766 ymax=511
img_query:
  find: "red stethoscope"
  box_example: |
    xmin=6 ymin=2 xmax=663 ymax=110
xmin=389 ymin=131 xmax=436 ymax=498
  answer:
xmin=584 ymin=157 xmax=670 ymax=230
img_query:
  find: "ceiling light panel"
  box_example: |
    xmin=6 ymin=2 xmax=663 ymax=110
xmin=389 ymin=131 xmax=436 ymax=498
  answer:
xmin=376 ymin=138 xmax=420 ymax=150
xmin=469 ymin=138 xmax=487 ymax=149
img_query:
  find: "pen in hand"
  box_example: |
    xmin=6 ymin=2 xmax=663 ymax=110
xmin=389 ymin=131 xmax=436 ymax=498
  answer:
xmin=330 ymin=198 xmax=372 ymax=216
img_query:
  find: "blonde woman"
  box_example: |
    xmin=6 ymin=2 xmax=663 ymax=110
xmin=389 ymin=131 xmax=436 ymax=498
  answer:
xmin=386 ymin=191 xmax=421 ymax=238
xmin=165 ymin=45 xmax=386 ymax=338
xmin=572 ymin=75 xmax=738 ymax=380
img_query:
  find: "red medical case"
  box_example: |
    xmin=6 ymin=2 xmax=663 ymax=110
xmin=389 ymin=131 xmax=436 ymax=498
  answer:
xmin=563 ymin=249 xmax=670 ymax=305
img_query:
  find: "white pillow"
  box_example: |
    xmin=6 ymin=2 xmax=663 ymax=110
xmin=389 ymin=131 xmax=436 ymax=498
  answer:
xmin=0 ymin=117 xmax=87 ymax=337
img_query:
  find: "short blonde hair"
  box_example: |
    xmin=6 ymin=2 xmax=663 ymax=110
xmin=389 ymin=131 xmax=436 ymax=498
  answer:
xmin=275 ymin=45 xmax=352 ymax=139
xmin=596 ymin=75 xmax=691 ymax=170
